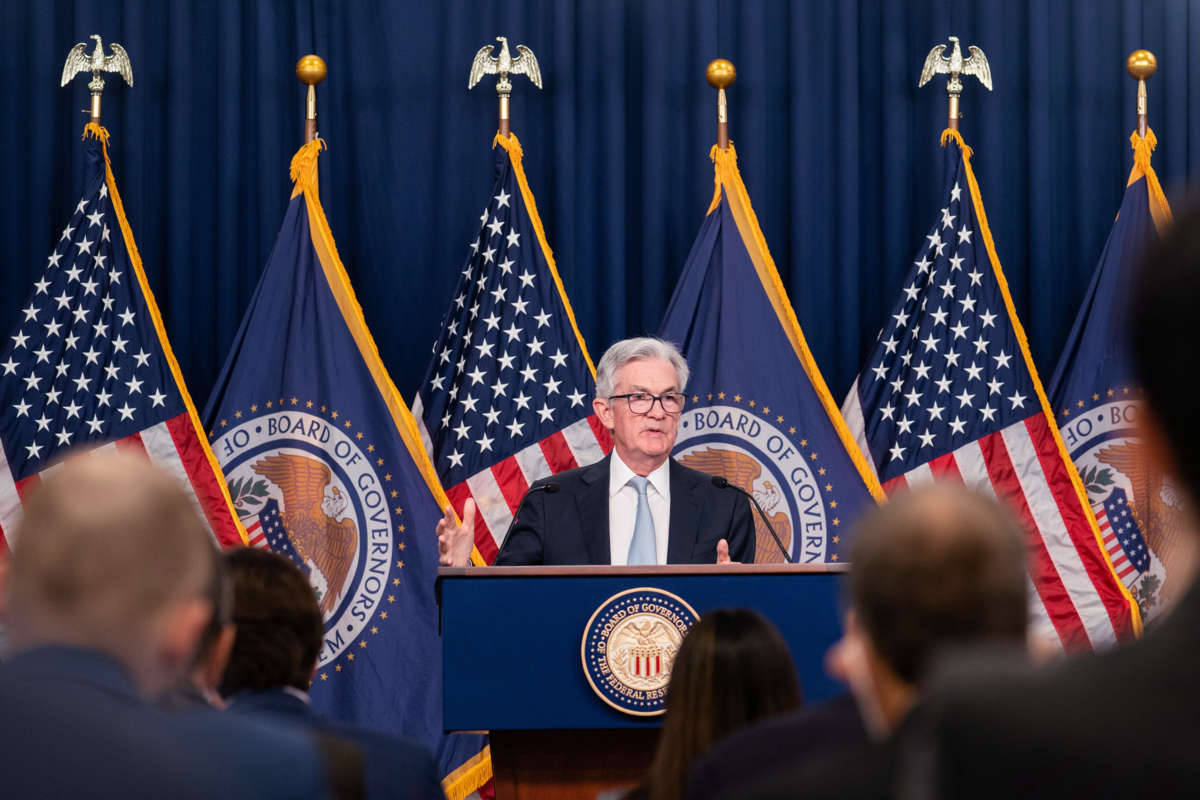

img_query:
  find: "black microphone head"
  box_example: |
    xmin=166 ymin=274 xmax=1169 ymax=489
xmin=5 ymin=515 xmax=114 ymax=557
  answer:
xmin=543 ymin=482 xmax=560 ymax=494
xmin=710 ymin=475 xmax=730 ymax=489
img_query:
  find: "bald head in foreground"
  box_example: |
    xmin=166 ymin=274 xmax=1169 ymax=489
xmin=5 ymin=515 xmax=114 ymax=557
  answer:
xmin=6 ymin=453 xmax=217 ymax=694
xmin=0 ymin=452 xmax=333 ymax=800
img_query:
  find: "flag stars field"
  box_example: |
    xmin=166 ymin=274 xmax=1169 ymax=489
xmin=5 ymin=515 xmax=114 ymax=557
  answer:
xmin=414 ymin=134 xmax=610 ymax=565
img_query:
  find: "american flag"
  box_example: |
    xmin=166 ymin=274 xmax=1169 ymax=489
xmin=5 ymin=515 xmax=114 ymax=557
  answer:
xmin=1094 ymin=489 xmax=1150 ymax=585
xmin=0 ymin=127 xmax=242 ymax=551
xmin=413 ymin=134 xmax=611 ymax=563
xmin=842 ymin=132 xmax=1136 ymax=650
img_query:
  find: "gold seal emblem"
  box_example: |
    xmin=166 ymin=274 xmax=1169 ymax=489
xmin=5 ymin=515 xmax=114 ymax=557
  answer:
xmin=581 ymin=588 xmax=699 ymax=716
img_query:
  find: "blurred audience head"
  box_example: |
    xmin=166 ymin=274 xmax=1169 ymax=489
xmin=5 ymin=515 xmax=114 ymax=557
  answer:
xmin=833 ymin=483 xmax=1027 ymax=737
xmin=163 ymin=551 xmax=236 ymax=708
xmin=644 ymin=608 xmax=801 ymax=800
xmin=1132 ymin=207 xmax=1200 ymax=501
xmin=220 ymin=547 xmax=323 ymax=697
xmin=3 ymin=451 xmax=215 ymax=695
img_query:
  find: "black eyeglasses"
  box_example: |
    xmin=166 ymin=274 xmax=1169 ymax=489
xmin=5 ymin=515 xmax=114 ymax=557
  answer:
xmin=608 ymin=392 xmax=686 ymax=415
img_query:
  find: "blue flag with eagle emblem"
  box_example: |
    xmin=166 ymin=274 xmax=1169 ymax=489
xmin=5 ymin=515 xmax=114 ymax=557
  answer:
xmin=658 ymin=144 xmax=883 ymax=564
xmin=201 ymin=140 xmax=490 ymax=798
xmin=1048 ymin=129 xmax=1180 ymax=623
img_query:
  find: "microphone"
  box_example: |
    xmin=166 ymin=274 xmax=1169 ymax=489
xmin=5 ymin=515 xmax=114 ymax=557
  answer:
xmin=710 ymin=475 xmax=793 ymax=564
xmin=496 ymin=481 xmax=560 ymax=556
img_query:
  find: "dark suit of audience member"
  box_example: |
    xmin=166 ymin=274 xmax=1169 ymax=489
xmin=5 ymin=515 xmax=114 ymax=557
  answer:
xmin=731 ymin=485 xmax=1030 ymax=800
xmin=685 ymin=693 xmax=866 ymax=800
xmin=229 ymin=688 xmax=442 ymax=800
xmin=496 ymin=455 xmax=755 ymax=565
xmin=161 ymin=546 xmax=237 ymax=711
xmin=0 ymin=453 xmax=332 ymax=800
xmin=916 ymin=203 xmax=1200 ymax=800
xmin=0 ymin=646 xmax=330 ymax=799
xmin=221 ymin=546 xmax=444 ymax=800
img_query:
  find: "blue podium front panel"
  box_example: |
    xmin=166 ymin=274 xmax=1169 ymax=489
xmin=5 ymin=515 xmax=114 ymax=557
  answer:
xmin=439 ymin=565 xmax=846 ymax=731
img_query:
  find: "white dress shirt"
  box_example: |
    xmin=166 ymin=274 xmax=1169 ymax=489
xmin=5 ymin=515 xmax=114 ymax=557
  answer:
xmin=608 ymin=451 xmax=671 ymax=565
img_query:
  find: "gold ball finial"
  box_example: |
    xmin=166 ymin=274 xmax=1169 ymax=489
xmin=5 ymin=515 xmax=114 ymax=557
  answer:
xmin=706 ymin=59 xmax=736 ymax=90
xmin=1126 ymin=50 xmax=1157 ymax=80
xmin=296 ymin=55 xmax=327 ymax=86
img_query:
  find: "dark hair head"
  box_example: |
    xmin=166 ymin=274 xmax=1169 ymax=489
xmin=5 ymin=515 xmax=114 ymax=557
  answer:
xmin=219 ymin=547 xmax=324 ymax=695
xmin=1131 ymin=204 xmax=1200 ymax=496
xmin=848 ymin=484 xmax=1028 ymax=685
xmin=644 ymin=608 xmax=801 ymax=800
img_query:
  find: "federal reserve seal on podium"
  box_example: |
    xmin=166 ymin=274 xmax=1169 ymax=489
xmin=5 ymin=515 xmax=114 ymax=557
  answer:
xmin=581 ymin=588 xmax=700 ymax=716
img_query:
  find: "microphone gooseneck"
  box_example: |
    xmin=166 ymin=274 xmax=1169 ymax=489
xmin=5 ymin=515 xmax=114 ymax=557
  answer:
xmin=709 ymin=475 xmax=793 ymax=564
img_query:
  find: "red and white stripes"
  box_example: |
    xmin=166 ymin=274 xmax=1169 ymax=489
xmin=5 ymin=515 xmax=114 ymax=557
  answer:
xmin=0 ymin=412 xmax=243 ymax=551
xmin=872 ymin=413 xmax=1133 ymax=651
xmin=437 ymin=415 xmax=612 ymax=563
xmin=1095 ymin=505 xmax=1137 ymax=585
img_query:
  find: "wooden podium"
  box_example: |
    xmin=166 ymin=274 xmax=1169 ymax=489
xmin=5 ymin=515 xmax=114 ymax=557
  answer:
xmin=438 ymin=564 xmax=847 ymax=799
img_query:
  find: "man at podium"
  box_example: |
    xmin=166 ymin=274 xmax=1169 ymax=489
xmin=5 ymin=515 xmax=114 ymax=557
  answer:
xmin=438 ymin=337 xmax=755 ymax=566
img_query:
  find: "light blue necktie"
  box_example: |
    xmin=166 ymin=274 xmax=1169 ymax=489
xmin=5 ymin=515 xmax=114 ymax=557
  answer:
xmin=627 ymin=476 xmax=657 ymax=565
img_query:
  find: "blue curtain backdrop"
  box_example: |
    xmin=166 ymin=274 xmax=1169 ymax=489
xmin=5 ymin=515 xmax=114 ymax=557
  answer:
xmin=1 ymin=0 xmax=1197 ymax=409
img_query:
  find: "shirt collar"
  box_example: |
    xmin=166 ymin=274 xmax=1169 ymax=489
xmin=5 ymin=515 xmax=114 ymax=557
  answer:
xmin=609 ymin=450 xmax=671 ymax=500
xmin=282 ymin=685 xmax=312 ymax=705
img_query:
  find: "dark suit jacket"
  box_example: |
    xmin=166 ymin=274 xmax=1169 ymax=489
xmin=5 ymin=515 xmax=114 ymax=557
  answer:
xmin=923 ymin=578 xmax=1200 ymax=799
xmin=0 ymin=646 xmax=329 ymax=800
xmin=686 ymin=694 xmax=867 ymax=800
xmin=229 ymin=688 xmax=444 ymax=800
xmin=734 ymin=702 xmax=928 ymax=800
xmin=495 ymin=454 xmax=755 ymax=565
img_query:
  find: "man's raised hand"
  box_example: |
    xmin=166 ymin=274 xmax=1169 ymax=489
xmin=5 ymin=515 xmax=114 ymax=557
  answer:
xmin=437 ymin=499 xmax=476 ymax=567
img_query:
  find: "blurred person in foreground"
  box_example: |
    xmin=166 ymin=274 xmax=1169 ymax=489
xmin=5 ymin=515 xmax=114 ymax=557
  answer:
xmin=618 ymin=608 xmax=801 ymax=800
xmin=0 ymin=452 xmax=334 ymax=799
xmin=221 ymin=546 xmax=445 ymax=800
xmin=160 ymin=550 xmax=236 ymax=710
xmin=917 ymin=206 xmax=1200 ymax=798
xmin=734 ymin=483 xmax=1029 ymax=800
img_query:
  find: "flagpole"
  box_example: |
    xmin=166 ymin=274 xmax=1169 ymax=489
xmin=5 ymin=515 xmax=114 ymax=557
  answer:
xmin=296 ymin=55 xmax=327 ymax=144
xmin=1126 ymin=50 xmax=1156 ymax=138
xmin=706 ymin=59 xmax=736 ymax=149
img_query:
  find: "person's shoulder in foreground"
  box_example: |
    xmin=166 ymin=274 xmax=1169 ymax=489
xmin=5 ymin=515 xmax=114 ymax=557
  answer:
xmin=686 ymin=693 xmax=866 ymax=800
xmin=229 ymin=687 xmax=443 ymax=800
xmin=222 ymin=546 xmax=443 ymax=800
xmin=923 ymin=582 xmax=1200 ymax=799
xmin=0 ymin=451 xmax=330 ymax=800
xmin=913 ymin=200 xmax=1200 ymax=800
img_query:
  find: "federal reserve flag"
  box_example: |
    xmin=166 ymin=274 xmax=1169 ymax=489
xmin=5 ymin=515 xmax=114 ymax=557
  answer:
xmin=659 ymin=144 xmax=883 ymax=564
xmin=202 ymin=141 xmax=489 ymax=798
xmin=1048 ymin=129 xmax=1178 ymax=622
xmin=0 ymin=125 xmax=243 ymax=550
xmin=842 ymin=130 xmax=1139 ymax=649
xmin=413 ymin=133 xmax=611 ymax=564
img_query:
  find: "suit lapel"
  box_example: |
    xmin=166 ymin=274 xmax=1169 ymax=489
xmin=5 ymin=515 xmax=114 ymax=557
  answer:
xmin=667 ymin=459 xmax=703 ymax=564
xmin=577 ymin=455 xmax=612 ymax=564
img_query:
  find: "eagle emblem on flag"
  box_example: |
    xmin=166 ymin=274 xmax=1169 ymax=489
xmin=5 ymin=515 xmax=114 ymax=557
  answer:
xmin=251 ymin=453 xmax=358 ymax=616
xmin=678 ymin=446 xmax=792 ymax=562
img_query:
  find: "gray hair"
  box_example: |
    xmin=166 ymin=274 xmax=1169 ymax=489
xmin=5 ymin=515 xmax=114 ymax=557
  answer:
xmin=595 ymin=337 xmax=689 ymax=398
